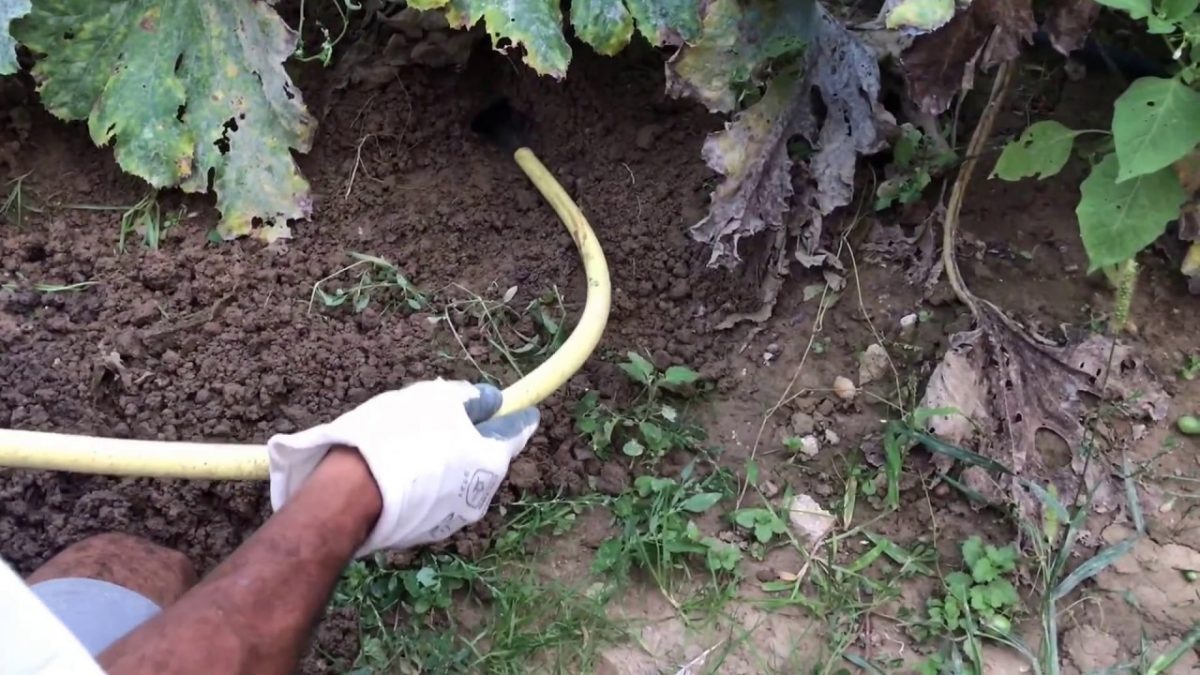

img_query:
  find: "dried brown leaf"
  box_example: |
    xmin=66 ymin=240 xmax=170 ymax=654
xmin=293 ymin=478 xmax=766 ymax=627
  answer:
xmin=901 ymin=0 xmax=1035 ymax=114
xmin=920 ymin=302 xmax=1167 ymax=518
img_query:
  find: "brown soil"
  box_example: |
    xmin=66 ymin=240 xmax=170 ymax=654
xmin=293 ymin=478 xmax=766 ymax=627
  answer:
xmin=3 ymin=27 xmax=1200 ymax=675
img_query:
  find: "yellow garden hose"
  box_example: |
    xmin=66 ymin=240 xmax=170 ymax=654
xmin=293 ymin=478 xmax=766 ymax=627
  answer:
xmin=0 ymin=147 xmax=611 ymax=480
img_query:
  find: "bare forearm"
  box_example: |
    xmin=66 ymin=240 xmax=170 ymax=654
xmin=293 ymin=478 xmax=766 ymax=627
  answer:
xmin=98 ymin=448 xmax=382 ymax=675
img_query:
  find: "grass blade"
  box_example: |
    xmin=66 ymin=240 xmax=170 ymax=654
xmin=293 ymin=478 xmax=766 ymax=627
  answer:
xmin=1051 ymin=537 xmax=1136 ymax=601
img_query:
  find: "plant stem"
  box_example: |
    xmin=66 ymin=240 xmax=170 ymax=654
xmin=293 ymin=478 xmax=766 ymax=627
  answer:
xmin=942 ymin=62 xmax=1015 ymax=316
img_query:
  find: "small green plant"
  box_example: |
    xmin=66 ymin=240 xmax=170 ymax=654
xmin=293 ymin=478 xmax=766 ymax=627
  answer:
xmin=731 ymin=506 xmax=789 ymax=555
xmin=310 ymin=252 xmax=427 ymax=314
xmin=913 ymin=537 xmax=1020 ymax=674
xmin=574 ymin=352 xmax=705 ymax=461
xmin=0 ymin=172 xmax=34 ymax=228
xmin=595 ymin=469 xmax=742 ymax=600
xmin=118 ymin=192 xmax=185 ymax=252
xmin=926 ymin=537 xmax=1020 ymax=635
xmin=337 ymin=494 xmax=621 ymax=673
xmin=875 ymin=123 xmax=956 ymax=211
xmin=1180 ymin=354 xmax=1200 ymax=380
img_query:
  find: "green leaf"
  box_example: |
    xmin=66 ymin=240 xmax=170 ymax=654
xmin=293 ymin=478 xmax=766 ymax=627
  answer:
xmin=962 ymin=536 xmax=985 ymax=567
xmin=570 ymin=0 xmax=634 ymax=55
xmin=983 ymin=579 xmax=1019 ymax=609
xmin=681 ymin=491 xmax=723 ymax=512
xmin=445 ymin=0 xmax=571 ymax=78
xmin=1112 ymin=77 xmax=1200 ymax=181
xmin=986 ymin=544 xmax=1017 ymax=572
xmin=754 ymin=522 xmax=776 ymax=543
xmin=638 ymin=420 xmax=666 ymax=450
xmin=621 ymin=439 xmax=645 ymax=457
xmin=618 ymin=352 xmax=655 ymax=385
xmin=1160 ymin=0 xmax=1199 ymax=21
xmin=0 ymin=0 xmax=29 ymax=75
xmin=1147 ymin=15 xmax=1177 ymax=32
xmin=626 ymin=0 xmax=702 ymax=46
xmin=666 ymin=0 xmax=815 ymax=112
xmin=992 ymin=121 xmax=1082 ymax=181
xmin=1052 ymin=537 xmax=1137 ymax=600
xmin=884 ymin=0 xmax=956 ymax=30
xmin=971 ymin=557 xmax=998 ymax=583
xmin=662 ymin=365 xmax=701 ymax=386
xmin=734 ymin=510 xmax=759 ymax=528
xmin=14 ymin=0 xmax=315 ymax=239
xmin=1094 ymin=0 xmax=1153 ymax=18
xmin=1076 ymin=154 xmax=1186 ymax=269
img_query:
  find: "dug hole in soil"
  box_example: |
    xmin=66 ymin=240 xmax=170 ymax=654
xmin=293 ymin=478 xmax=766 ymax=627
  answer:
xmin=3 ymin=27 xmax=1200 ymax=675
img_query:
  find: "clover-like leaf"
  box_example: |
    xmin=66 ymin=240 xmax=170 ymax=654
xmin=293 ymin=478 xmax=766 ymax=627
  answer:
xmin=14 ymin=0 xmax=316 ymax=239
xmin=1077 ymin=153 xmax=1186 ymax=269
xmin=993 ymin=121 xmax=1083 ymax=181
xmin=1112 ymin=77 xmax=1200 ymax=182
xmin=0 ymin=0 xmax=29 ymax=75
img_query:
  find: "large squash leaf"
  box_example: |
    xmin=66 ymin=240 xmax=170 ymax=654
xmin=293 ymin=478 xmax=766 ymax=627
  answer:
xmin=444 ymin=0 xmax=571 ymax=78
xmin=666 ymin=0 xmax=816 ymax=113
xmin=14 ymin=0 xmax=315 ymax=239
xmin=416 ymin=0 xmax=702 ymax=77
xmin=0 ymin=0 xmax=29 ymax=75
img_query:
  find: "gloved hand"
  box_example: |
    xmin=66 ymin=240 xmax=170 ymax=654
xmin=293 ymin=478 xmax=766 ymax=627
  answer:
xmin=266 ymin=380 xmax=539 ymax=556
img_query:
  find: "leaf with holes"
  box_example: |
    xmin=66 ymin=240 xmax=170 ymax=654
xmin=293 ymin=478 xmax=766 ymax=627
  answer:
xmin=443 ymin=0 xmax=571 ymax=78
xmin=1112 ymin=77 xmax=1200 ymax=182
xmin=1077 ymin=153 xmax=1186 ymax=268
xmin=0 ymin=0 xmax=29 ymax=75
xmin=13 ymin=0 xmax=315 ymax=239
xmin=992 ymin=121 xmax=1083 ymax=181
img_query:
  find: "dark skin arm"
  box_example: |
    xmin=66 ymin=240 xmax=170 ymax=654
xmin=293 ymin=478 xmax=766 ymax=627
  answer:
xmin=97 ymin=447 xmax=382 ymax=675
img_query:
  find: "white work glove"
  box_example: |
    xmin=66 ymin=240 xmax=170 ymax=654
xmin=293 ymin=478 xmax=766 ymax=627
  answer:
xmin=266 ymin=380 xmax=539 ymax=556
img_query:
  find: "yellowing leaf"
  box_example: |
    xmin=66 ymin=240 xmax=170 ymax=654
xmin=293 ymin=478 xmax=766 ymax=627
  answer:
xmin=444 ymin=0 xmax=571 ymax=78
xmin=14 ymin=0 xmax=315 ymax=239
xmin=667 ymin=0 xmax=816 ymax=113
xmin=884 ymin=0 xmax=956 ymax=30
xmin=571 ymin=0 xmax=634 ymax=55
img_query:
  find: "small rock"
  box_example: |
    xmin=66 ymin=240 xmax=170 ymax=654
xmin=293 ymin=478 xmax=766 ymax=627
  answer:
xmin=797 ymin=435 xmax=820 ymax=458
xmin=667 ymin=279 xmax=690 ymax=300
xmin=787 ymin=494 xmax=835 ymax=544
xmin=824 ymin=429 xmax=840 ymax=445
xmin=761 ymin=480 xmax=781 ymax=499
xmin=858 ymin=343 xmax=890 ymax=385
xmin=899 ymin=313 xmax=918 ymax=339
xmin=755 ymin=567 xmax=777 ymax=583
xmin=833 ymin=376 xmax=856 ymax=401
xmin=790 ymin=411 xmax=815 ymax=435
